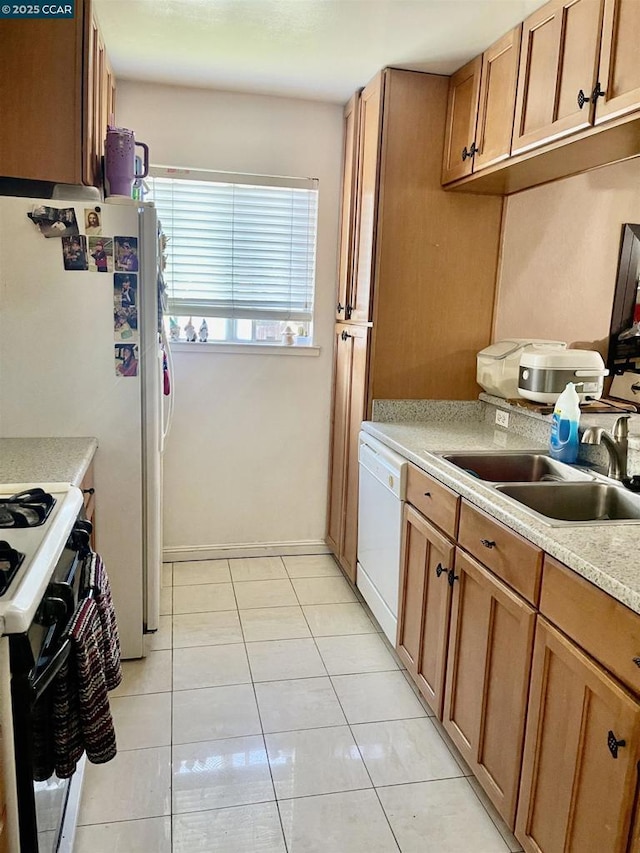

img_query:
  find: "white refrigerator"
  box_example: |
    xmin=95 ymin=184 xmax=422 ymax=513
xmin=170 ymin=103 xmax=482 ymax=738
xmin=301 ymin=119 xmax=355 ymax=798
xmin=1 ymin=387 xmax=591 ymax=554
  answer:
xmin=0 ymin=195 xmax=169 ymax=659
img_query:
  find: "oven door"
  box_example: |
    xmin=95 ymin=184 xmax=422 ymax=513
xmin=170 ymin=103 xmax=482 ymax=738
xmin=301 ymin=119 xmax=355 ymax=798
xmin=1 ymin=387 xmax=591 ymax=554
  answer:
xmin=10 ymin=537 xmax=87 ymax=852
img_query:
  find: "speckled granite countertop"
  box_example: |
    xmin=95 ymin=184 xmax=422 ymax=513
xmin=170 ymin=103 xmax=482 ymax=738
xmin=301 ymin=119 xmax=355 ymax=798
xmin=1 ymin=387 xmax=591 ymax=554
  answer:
xmin=0 ymin=437 xmax=98 ymax=486
xmin=362 ymin=407 xmax=640 ymax=615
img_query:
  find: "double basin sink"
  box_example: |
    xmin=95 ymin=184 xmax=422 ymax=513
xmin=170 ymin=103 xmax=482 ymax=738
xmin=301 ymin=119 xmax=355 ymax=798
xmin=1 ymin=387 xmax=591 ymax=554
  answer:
xmin=439 ymin=452 xmax=640 ymax=526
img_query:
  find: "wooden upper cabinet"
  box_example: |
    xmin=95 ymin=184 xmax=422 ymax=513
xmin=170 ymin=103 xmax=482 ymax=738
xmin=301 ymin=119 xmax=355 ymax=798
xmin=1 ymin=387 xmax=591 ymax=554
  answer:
xmin=350 ymin=74 xmax=383 ymax=324
xmin=475 ymin=26 xmax=522 ymax=171
xmin=336 ymin=94 xmax=361 ymax=322
xmin=0 ymin=0 xmax=113 ymax=187
xmin=595 ymin=0 xmax=640 ymax=124
xmin=441 ymin=57 xmax=482 ymax=183
xmin=512 ymin=0 xmax=605 ymax=155
xmin=516 ymin=619 xmax=640 ymax=853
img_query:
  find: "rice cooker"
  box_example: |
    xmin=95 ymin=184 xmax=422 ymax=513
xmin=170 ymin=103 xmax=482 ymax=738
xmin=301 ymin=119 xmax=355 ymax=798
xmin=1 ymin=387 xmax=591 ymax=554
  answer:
xmin=518 ymin=348 xmax=609 ymax=404
xmin=476 ymin=340 xmax=567 ymax=399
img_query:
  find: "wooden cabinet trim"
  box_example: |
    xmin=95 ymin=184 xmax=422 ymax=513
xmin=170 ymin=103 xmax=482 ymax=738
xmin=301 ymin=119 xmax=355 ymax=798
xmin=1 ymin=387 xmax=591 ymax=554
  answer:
xmin=336 ymin=93 xmax=362 ymax=321
xmin=595 ymin=0 xmax=640 ymax=125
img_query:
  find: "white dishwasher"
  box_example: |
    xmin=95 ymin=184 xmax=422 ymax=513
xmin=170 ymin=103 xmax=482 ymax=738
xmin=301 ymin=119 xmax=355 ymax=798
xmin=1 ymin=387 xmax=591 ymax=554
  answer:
xmin=357 ymin=432 xmax=407 ymax=644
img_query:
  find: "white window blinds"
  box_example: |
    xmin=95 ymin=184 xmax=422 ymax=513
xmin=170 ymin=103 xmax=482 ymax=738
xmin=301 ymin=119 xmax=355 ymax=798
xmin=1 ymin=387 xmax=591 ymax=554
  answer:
xmin=148 ymin=169 xmax=319 ymax=322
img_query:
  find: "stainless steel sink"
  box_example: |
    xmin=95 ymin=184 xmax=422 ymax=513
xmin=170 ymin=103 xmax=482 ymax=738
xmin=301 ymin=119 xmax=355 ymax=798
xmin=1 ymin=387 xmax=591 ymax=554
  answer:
xmin=495 ymin=482 xmax=640 ymax=525
xmin=440 ymin=452 xmax=593 ymax=483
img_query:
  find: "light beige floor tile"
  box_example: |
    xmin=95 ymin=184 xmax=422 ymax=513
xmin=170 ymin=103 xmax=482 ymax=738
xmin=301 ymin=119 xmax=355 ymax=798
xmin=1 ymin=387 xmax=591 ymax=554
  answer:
xmin=429 ymin=715 xmax=474 ymax=774
xmin=230 ymin=556 xmax=287 ymax=582
xmin=378 ymin=778 xmax=511 ymax=852
xmin=291 ymin=576 xmax=357 ymax=605
xmin=172 ymin=735 xmax=274 ymax=814
xmin=75 ymin=817 xmax=171 ymax=853
xmin=160 ymin=586 xmax=172 ymax=615
xmin=239 ymin=605 xmax=311 ymax=642
xmin=172 ymin=684 xmax=261 ymax=744
xmin=282 ymin=554 xmax=341 ymax=578
xmin=255 ymin=677 xmax=346 ymax=733
xmin=278 ymin=789 xmax=399 ymax=852
xmin=246 ymin=638 xmax=326 ymax=682
xmin=173 ymin=583 xmax=236 ymax=614
xmin=78 ymin=747 xmax=171 ymax=824
xmin=173 ymin=610 xmax=243 ymax=648
xmin=109 ymin=650 xmax=172 ymax=698
xmin=467 ymin=776 xmax=524 ymax=852
xmin=173 ymin=643 xmax=250 ymax=691
xmin=331 ymin=671 xmax=427 ymax=723
xmin=145 ymin=614 xmax=172 ymax=651
xmin=162 ymin=562 xmax=173 ymax=588
xmin=316 ymin=633 xmax=400 ymax=675
xmin=173 ymin=801 xmax=286 ymax=853
xmin=234 ymin=579 xmax=297 ymax=610
xmin=352 ymin=718 xmax=463 ymax=786
xmin=173 ymin=559 xmax=231 ymax=586
xmin=110 ymin=692 xmax=171 ymax=750
xmin=265 ymin=726 xmax=371 ymax=799
xmin=302 ymin=603 xmax=376 ymax=637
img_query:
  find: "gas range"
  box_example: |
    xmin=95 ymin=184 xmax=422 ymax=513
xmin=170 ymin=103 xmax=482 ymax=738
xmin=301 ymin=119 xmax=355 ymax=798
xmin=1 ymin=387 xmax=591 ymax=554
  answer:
xmin=0 ymin=482 xmax=83 ymax=634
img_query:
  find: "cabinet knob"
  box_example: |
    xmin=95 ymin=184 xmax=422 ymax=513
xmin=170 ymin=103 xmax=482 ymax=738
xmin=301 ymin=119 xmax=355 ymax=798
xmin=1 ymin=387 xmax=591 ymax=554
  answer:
xmin=577 ymin=86 xmax=603 ymax=110
xmin=82 ymin=487 xmax=95 ymax=495
xmin=345 ymin=303 xmax=353 ymax=319
xmin=480 ymin=539 xmax=496 ymax=549
xmin=336 ymin=302 xmax=344 ymax=314
xmin=607 ymin=730 xmax=626 ymax=759
xmin=435 ymin=563 xmax=448 ymax=578
xmin=423 ymin=492 xmax=431 ymax=498
xmin=462 ymin=142 xmax=479 ymax=161
xmin=447 ymin=569 xmax=459 ymax=587
xmin=633 ymin=657 xmax=640 ymax=668
xmin=341 ymin=330 xmax=352 ymax=341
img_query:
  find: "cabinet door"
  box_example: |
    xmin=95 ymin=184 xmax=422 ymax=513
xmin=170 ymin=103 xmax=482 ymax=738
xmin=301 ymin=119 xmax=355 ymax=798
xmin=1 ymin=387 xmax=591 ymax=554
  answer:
xmin=516 ymin=619 xmax=640 ymax=853
xmin=474 ymin=26 xmax=522 ymax=171
xmin=443 ymin=548 xmax=536 ymax=828
xmin=512 ymin=0 xmax=605 ymax=155
xmin=350 ymin=73 xmax=383 ymax=324
xmin=441 ymin=57 xmax=482 ymax=184
xmin=595 ymin=0 xmax=640 ymax=124
xmin=336 ymin=94 xmax=361 ymax=321
xmin=397 ymin=505 xmax=454 ymax=717
xmin=325 ymin=324 xmax=369 ymax=582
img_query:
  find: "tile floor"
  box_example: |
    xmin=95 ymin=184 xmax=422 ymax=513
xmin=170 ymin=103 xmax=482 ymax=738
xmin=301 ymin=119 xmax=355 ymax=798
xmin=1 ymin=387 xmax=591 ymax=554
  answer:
xmin=74 ymin=554 xmax=524 ymax=852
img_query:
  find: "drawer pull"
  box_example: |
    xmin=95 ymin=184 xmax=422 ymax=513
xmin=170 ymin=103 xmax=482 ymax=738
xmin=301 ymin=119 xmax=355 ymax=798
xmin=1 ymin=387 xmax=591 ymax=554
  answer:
xmin=633 ymin=658 xmax=640 ymax=668
xmin=480 ymin=539 xmax=496 ymax=549
xmin=82 ymin=488 xmax=95 ymax=496
xmin=435 ymin=563 xmax=448 ymax=578
xmin=447 ymin=569 xmax=459 ymax=587
xmin=423 ymin=492 xmax=431 ymax=498
xmin=607 ymin=730 xmax=626 ymax=759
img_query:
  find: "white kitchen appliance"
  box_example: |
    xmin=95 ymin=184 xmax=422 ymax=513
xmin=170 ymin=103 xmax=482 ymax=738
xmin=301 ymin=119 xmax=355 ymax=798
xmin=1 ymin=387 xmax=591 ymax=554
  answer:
xmin=357 ymin=432 xmax=407 ymax=644
xmin=0 ymin=196 xmax=172 ymax=658
xmin=518 ymin=348 xmax=609 ymax=404
xmin=476 ymin=339 xmax=567 ymax=399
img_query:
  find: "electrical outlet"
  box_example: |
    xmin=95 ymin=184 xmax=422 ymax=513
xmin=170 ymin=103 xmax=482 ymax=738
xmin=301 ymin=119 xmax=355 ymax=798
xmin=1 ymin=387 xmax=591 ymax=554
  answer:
xmin=495 ymin=410 xmax=510 ymax=429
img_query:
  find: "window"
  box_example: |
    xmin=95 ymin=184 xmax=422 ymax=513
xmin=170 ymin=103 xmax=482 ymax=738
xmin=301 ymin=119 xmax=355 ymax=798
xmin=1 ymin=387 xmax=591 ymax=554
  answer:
xmin=148 ymin=167 xmax=319 ymax=345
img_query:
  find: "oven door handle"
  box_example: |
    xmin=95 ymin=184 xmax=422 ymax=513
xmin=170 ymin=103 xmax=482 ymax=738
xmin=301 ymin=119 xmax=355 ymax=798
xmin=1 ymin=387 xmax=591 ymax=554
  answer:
xmin=30 ymin=638 xmax=71 ymax=703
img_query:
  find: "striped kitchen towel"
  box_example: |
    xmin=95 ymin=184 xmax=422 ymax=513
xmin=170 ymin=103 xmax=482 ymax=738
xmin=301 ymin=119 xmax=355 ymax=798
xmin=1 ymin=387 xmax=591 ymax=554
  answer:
xmin=53 ymin=597 xmax=117 ymax=778
xmin=85 ymin=552 xmax=122 ymax=691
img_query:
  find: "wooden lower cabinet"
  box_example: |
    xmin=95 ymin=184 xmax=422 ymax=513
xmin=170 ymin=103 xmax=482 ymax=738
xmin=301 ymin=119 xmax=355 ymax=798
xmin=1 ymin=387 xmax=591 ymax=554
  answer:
xmin=516 ymin=618 xmax=640 ymax=853
xmin=443 ymin=547 xmax=536 ymax=827
xmin=396 ymin=504 xmax=454 ymax=717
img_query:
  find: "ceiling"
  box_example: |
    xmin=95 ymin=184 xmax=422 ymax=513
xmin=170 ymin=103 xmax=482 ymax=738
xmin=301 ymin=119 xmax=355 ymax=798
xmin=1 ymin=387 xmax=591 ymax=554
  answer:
xmin=94 ymin=0 xmax=547 ymax=104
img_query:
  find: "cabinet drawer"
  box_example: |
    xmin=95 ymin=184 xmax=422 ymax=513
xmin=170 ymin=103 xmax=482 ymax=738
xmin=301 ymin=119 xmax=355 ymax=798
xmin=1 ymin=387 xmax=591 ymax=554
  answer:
xmin=406 ymin=464 xmax=460 ymax=539
xmin=541 ymin=555 xmax=640 ymax=697
xmin=458 ymin=501 xmax=542 ymax=605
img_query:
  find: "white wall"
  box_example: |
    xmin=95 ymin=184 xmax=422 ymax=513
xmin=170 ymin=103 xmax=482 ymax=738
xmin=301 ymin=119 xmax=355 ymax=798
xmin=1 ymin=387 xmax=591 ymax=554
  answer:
xmin=117 ymin=81 xmax=343 ymax=556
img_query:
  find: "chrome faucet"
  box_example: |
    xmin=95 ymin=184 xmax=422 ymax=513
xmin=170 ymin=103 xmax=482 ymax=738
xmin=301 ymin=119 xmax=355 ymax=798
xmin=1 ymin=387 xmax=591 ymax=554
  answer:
xmin=581 ymin=415 xmax=630 ymax=480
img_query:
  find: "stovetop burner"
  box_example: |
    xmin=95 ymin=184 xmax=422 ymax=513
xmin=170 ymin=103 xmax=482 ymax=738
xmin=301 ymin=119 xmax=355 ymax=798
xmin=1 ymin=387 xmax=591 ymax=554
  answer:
xmin=0 ymin=540 xmax=25 ymax=595
xmin=0 ymin=488 xmax=56 ymax=528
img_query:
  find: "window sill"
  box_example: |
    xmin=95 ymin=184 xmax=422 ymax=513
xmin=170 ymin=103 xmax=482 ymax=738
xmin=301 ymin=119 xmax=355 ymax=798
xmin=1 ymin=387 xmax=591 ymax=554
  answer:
xmin=169 ymin=341 xmax=321 ymax=357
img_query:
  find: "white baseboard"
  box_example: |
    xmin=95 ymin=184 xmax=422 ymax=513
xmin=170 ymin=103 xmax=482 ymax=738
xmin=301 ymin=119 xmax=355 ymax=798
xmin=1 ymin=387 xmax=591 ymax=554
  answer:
xmin=164 ymin=539 xmax=331 ymax=563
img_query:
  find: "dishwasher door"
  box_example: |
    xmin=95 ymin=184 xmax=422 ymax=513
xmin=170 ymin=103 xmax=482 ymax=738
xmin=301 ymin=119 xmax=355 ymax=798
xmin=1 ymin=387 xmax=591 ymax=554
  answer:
xmin=356 ymin=433 xmax=407 ymax=644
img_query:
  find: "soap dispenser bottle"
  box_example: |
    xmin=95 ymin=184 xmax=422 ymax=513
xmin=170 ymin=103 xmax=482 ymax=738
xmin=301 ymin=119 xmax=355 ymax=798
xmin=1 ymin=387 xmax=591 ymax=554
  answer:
xmin=549 ymin=382 xmax=581 ymax=463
